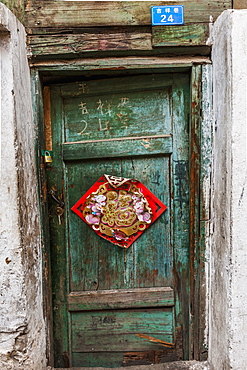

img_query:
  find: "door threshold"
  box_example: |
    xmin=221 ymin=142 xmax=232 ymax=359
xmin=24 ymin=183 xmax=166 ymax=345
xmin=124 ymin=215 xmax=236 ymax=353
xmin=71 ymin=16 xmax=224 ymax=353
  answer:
xmin=48 ymin=360 xmax=209 ymax=370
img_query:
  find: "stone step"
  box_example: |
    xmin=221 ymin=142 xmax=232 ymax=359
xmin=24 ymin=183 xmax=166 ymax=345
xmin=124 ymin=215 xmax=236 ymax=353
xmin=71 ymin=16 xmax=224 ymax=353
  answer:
xmin=47 ymin=360 xmax=209 ymax=370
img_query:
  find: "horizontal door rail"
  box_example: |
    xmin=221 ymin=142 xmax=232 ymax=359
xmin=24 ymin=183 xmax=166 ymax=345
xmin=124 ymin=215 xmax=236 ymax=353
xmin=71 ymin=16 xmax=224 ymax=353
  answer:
xmin=63 ymin=135 xmax=172 ymax=160
xmin=68 ymin=287 xmax=174 ymax=311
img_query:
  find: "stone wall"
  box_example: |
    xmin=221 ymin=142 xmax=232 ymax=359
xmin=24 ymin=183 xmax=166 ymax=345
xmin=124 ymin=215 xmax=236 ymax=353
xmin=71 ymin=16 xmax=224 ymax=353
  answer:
xmin=210 ymin=9 xmax=247 ymax=370
xmin=0 ymin=4 xmax=46 ymax=369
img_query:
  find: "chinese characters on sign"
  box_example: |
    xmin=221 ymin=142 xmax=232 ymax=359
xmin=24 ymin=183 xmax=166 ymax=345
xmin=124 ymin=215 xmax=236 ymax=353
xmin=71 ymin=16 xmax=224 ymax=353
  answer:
xmin=151 ymin=5 xmax=184 ymax=26
xmin=71 ymin=175 xmax=167 ymax=248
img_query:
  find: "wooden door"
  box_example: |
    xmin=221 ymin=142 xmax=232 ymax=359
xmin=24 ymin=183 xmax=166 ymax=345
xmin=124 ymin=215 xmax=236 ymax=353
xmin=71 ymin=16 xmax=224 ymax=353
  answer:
xmin=47 ymin=72 xmax=191 ymax=367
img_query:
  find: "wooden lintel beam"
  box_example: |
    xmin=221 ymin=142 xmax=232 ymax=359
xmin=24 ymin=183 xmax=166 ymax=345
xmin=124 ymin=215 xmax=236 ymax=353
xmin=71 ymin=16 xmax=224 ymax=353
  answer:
xmin=29 ymin=56 xmax=211 ymax=70
xmin=25 ymin=1 xmax=232 ymax=28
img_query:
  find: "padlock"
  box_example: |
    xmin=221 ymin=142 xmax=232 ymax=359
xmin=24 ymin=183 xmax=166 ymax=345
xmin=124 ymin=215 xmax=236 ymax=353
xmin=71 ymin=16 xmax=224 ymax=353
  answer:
xmin=44 ymin=150 xmax=53 ymax=163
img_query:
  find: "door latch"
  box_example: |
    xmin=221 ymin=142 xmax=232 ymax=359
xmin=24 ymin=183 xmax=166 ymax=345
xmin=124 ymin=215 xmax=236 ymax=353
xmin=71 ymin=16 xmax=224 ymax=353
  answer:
xmin=49 ymin=190 xmax=65 ymax=208
xmin=49 ymin=190 xmax=65 ymax=225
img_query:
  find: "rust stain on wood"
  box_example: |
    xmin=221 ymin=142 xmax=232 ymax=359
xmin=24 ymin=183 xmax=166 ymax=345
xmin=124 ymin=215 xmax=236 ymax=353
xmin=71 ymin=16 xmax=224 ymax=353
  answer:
xmin=174 ymin=326 xmax=183 ymax=360
xmin=41 ymin=178 xmax=47 ymax=202
xmin=123 ymin=351 xmax=159 ymax=365
xmin=136 ymin=333 xmax=175 ymax=348
xmin=43 ymin=86 xmax=52 ymax=151
xmin=123 ymin=348 xmax=179 ymax=365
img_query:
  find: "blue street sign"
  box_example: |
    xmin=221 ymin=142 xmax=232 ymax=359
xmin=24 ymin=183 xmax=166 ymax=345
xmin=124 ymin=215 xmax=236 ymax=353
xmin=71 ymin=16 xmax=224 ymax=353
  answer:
xmin=151 ymin=5 xmax=184 ymax=26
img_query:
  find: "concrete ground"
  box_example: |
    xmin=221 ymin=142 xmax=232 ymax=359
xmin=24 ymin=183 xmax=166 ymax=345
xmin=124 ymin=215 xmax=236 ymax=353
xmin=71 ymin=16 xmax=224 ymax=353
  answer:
xmin=48 ymin=360 xmax=209 ymax=370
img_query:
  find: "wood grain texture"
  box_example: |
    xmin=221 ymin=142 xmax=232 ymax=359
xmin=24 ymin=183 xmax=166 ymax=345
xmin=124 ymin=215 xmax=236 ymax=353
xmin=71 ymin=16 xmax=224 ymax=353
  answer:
xmin=71 ymin=308 xmax=174 ymax=352
xmin=67 ymin=156 xmax=171 ymax=292
xmin=233 ymin=0 xmax=247 ymax=8
xmin=27 ymin=26 xmax=210 ymax=58
xmin=30 ymin=56 xmax=210 ymax=70
xmin=72 ymin=349 xmax=179 ymax=367
xmin=63 ymin=137 xmax=172 ymax=160
xmin=28 ymin=29 xmax=152 ymax=56
xmin=170 ymin=73 xmax=191 ymax=360
xmin=60 ymin=72 xmax=174 ymax=97
xmin=190 ymin=65 xmax=203 ymax=360
xmin=152 ymin=23 xmax=210 ymax=47
xmin=31 ymin=70 xmax=55 ymax=366
xmin=49 ymin=86 xmax=70 ymax=367
xmin=27 ymin=24 xmax=210 ymax=57
xmin=2 ymin=0 xmax=231 ymax=57
xmin=25 ymin=1 xmax=231 ymax=28
xmin=68 ymin=287 xmax=174 ymax=311
xmin=24 ymin=0 xmax=230 ymax=57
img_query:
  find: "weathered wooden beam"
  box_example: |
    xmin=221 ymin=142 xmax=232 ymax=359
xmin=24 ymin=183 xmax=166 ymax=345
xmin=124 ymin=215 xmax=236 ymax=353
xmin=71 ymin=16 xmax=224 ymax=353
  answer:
xmin=68 ymin=287 xmax=174 ymax=311
xmin=24 ymin=1 xmax=231 ymax=59
xmin=27 ymin=23 xmax=211 ymax=57
xmin=28 ymin=30 xmax=152 ymax=56
xmin=152 ymin=23 xmax=210 ymax=47
xmin=25 ymin=1 xmax=232 ymax=28
xmin=29 ymin=56 xmax=211 ymax=70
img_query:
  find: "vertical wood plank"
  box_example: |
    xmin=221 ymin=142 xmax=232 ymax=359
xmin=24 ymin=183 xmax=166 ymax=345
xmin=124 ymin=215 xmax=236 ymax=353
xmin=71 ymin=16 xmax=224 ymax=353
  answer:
xmin=31 ymin=69 xmax=54 ymax=366
xmin=190 ymin=64 xmax=211 ymax=360
xmin=171 ymin=73 xmax=191 ymax=360
xmin=49 ymin=85 xmax=70 ymax=367
xmin=190 ymin=65 xmax=202 ymax=360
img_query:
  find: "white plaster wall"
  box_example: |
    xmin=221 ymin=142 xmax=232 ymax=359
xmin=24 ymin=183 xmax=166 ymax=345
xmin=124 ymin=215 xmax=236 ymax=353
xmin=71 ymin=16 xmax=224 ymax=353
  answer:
xmin=0 ymin=4 xmax=46 ymax=369
xmin=210 ymin=10 xmax=247 ymax=370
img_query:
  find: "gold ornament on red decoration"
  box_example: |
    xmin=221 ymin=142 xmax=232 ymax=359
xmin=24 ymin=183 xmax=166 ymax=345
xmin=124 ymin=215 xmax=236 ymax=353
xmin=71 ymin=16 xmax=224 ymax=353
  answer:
xmin=71 ymin=174 xmax=167 ymax=248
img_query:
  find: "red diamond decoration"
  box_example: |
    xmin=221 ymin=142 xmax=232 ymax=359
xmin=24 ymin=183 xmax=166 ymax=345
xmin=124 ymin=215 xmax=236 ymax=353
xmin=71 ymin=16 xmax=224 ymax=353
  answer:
xmin=71 ymin=174 xmax=167 ymax=248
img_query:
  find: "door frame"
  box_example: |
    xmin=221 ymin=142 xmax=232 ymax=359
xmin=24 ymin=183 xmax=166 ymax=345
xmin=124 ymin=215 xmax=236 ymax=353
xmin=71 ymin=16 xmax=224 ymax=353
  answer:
xmin=31 ymin=58 xmax=212 ymax=367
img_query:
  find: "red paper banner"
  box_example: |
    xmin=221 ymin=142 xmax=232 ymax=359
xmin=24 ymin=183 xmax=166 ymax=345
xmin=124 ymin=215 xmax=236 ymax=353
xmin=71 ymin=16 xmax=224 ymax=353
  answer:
xmin=71 ymin=174 xmax=167 ymax=248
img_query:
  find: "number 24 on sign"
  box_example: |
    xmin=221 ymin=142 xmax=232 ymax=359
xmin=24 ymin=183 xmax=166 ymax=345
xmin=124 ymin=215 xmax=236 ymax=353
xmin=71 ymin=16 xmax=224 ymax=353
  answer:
xmin=151 ymin=6 xmax=184 ymax=26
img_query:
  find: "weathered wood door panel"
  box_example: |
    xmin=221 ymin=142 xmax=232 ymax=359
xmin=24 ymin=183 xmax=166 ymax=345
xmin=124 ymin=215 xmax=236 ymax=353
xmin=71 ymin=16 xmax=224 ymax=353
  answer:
xmin=48 ymin=73 xmax=190 ymax=367
xmin=67 ymin=156 xmax=171 ymax=292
